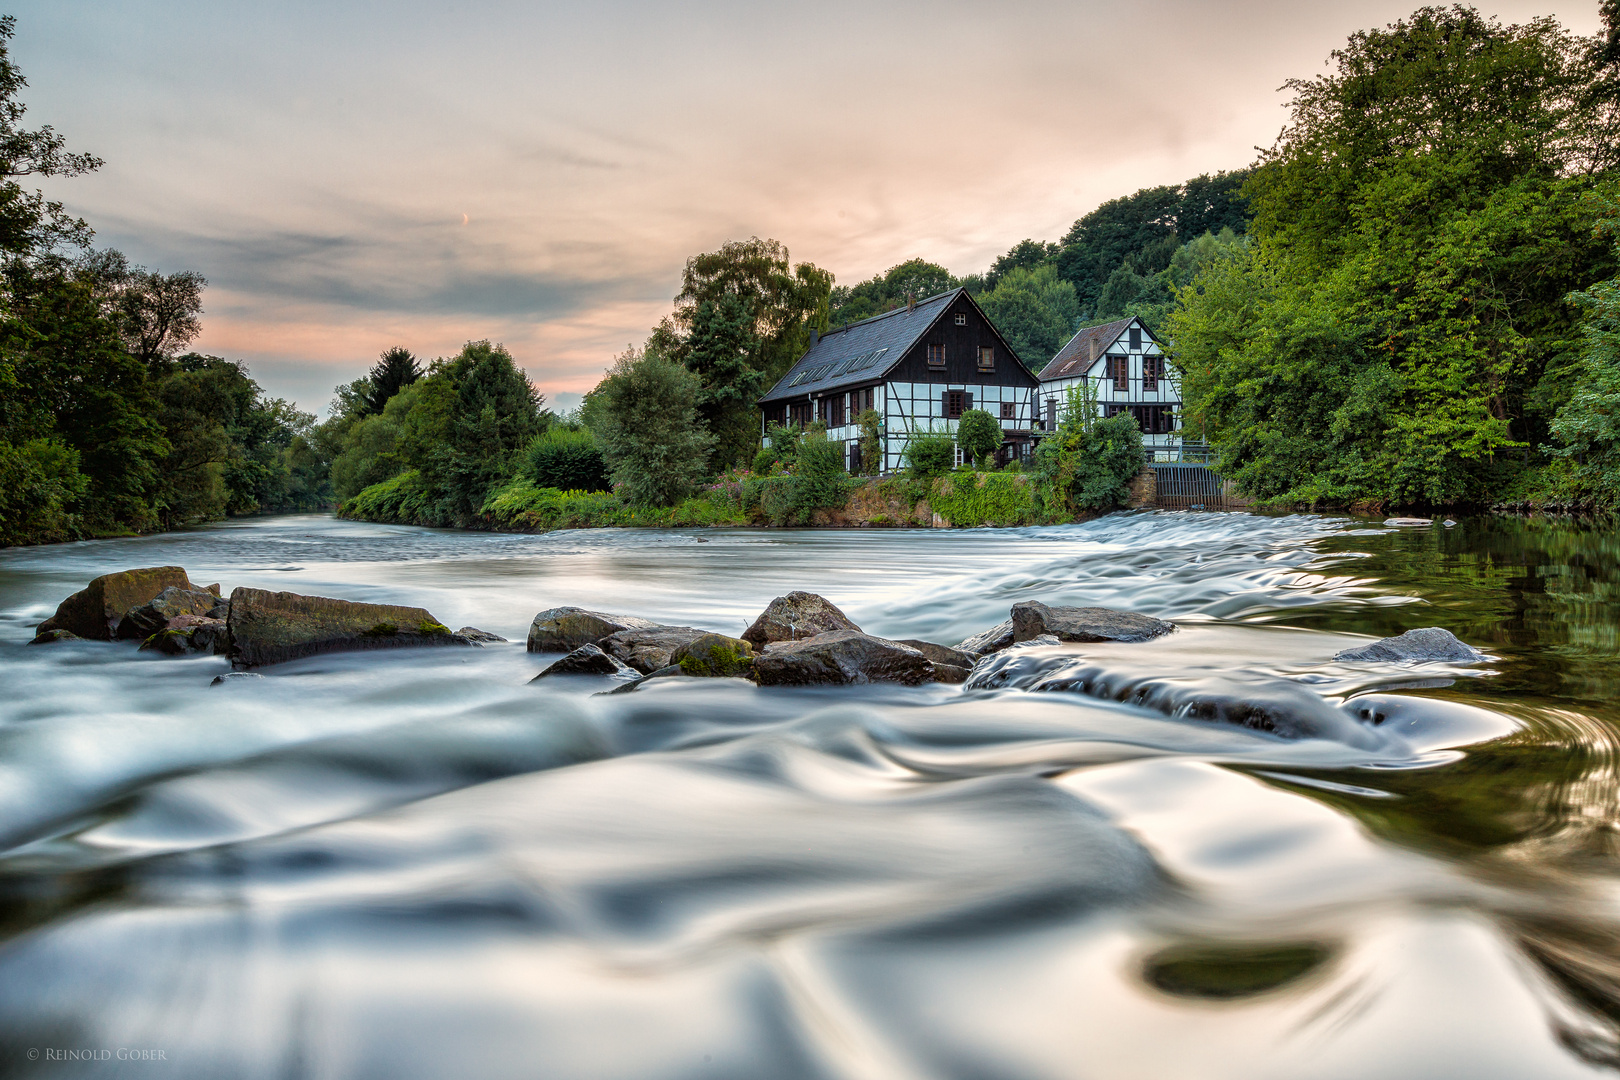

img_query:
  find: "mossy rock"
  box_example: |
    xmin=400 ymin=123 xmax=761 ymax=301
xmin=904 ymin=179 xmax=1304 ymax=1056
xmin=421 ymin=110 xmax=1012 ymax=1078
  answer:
xmin=35 ymin=565 xmax=196 ymax=640
xmin=671 ymin=633 xmax=755 ymax=677
xmin=225 ymin=587 xmax=474 ymax=669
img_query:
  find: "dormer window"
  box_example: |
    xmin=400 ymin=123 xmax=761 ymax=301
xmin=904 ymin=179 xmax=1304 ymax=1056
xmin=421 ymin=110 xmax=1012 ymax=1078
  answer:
xmin=955 ymin=313 xmax=967 ymax=326
xmin=926 ymin=343 xmax=946 ymax=368
xmin=977 ymin=346 xmax=994 ymax=371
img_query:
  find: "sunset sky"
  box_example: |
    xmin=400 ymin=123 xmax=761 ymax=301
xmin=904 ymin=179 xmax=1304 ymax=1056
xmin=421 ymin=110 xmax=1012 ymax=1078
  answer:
xmin=15 ymin=0 xmax=1604 ymax=415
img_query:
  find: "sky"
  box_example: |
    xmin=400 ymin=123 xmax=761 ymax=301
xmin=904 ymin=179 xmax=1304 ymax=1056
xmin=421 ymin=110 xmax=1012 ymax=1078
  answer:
xmin=13 ymin=0 xmax=1605 ymax=416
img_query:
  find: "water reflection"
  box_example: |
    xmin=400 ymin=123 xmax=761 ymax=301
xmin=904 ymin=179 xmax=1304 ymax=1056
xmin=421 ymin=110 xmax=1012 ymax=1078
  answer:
xmin=0 ymin=511 xmax=1617 ymax=1078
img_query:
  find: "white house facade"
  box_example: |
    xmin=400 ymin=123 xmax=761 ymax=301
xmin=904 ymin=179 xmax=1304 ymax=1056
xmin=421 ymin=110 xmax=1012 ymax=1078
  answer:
xmin=1038 ymin=316 xmax=1182 ymax=457
xmin=759 ymin=289 xmax=1041 ymax=473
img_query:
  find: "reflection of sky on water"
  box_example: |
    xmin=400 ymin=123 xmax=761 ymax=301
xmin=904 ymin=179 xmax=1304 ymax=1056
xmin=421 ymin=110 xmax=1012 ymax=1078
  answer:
xmin=1 ymin=511 xmax=1619 ymax=1078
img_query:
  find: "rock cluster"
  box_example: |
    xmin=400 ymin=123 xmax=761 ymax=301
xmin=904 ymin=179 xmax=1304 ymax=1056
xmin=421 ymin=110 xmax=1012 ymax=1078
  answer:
xmin=29 ymin=567 xmax=498 ymax=670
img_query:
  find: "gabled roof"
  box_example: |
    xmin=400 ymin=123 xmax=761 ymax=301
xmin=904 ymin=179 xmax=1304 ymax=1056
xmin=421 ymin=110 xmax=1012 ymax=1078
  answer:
xmin=1040 ymin=316 xmax=1156 ymax=381
xmin=758 ymin=288 xmax=1037 ymax=404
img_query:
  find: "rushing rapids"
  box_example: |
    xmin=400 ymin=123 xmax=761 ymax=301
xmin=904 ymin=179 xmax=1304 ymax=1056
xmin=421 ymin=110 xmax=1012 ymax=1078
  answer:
xmin=1 ymin=511 xmax=1618 ymax=1079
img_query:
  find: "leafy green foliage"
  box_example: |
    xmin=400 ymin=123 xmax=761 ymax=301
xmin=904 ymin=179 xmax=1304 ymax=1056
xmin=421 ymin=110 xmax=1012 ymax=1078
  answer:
xmin=976 ymin=264 xmax=1079 ymax=370
xmin=589 ymin=347 xmax=715 ymax=507
xmin=1551 ymin=190 xmax=1620 ymax=503
xmin=926 ymin=472 xmax=1040 ymax=526
xmin=0 ymin=437 xmax=86 ymax=544
xmin=955 ymin=408 xmax=1003 ymax=468
xmin=1170 ymin=6 xmax=1618 ymax=507
xmin=856 ymin=408 xmax=882 ymax=476
xmin=524 ymin=426 xmax=609 ymax=492
xmin=904 ymin=432 xmax=956 ymax=479
xmin=682 ymin=292 xmax=764 ymax=470
xmin=789 ymin=432 xmax=852 ymax=520
xmin=1033 ymin=387 xmax=1145 ymax=513
xmin=829 ymin=258 xmax=959 ymax=326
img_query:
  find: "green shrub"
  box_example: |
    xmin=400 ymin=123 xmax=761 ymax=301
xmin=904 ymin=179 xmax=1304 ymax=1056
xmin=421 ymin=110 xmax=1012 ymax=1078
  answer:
xmin=791 ymin=433 xmax=851 ymax=519
xmin=525 ymin=427 xmax=610 ymax=491
xmin=856 ymin=409 xmax=882 ymax=475
xmin=956 ymin=408 xmax=1002 ymax=468
xmin=590 ymin=350 xmax=715 ymax=507
xmin=751 ymin=446 xmax=777 ymax=474
xmin=341 ymin=469 xmax=437 ymax=524
xmin=904 ymin=431 xmax=956 ymax=479
xmin=1032 ymin=386 xmax=1145 ymax=515
xmin=0 ymin=437 xmax=88 ymax=545
xmin=929 ymin=471 xmax=1039 ymax=526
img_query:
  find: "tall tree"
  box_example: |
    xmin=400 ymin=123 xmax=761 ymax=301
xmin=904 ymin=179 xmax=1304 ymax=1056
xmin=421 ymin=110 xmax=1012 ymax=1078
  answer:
xmin=1170 ymin=5 xmax=1615 ymax=506
xmin=828 ymin=258 xmax=958 ymax=326
xmin=976 ymin=264 xmax=1080 ymax=370
xmin=0 ymin=15 xmax=101 ymax=270
xmin=365 ymin=346 xmax=422 ymax=415
xmin=683 ymin=294 xmax=764 ymax=470
xmin=985 ymin=239 xmax=1057 ymax=290
xmin=587 ymin=347 xmax=714 ymax=507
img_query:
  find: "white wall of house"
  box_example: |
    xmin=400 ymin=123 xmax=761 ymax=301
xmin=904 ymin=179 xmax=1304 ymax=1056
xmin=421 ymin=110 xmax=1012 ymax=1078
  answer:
xmin=1040 ymin=321 xmax=1181 ymax=457
xmin=877 ymin=381 xmax=1033 ymax=473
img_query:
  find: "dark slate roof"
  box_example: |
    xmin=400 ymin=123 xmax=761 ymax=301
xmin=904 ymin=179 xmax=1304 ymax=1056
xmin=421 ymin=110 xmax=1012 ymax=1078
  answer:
xmin=1040 ymin=317 xmax=1134 ymax=381
xmin=758 ymin=289 xmax=958 ymax=404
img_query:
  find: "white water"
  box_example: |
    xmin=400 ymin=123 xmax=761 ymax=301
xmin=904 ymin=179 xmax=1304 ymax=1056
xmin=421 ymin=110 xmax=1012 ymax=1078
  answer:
xmin=0 ymin=512 xmax=1613 ymax=1079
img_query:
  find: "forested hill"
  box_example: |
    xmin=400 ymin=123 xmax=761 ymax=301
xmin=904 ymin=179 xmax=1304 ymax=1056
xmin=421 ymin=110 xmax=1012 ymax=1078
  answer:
xmin=828 ymin=170 xmax=1251 ymax=370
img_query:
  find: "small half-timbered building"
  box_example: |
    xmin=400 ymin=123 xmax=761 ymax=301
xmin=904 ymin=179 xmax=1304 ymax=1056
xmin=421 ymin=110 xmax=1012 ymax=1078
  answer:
xmin=759 ymin=288 xmax=1041 ymax=473
xmin=1039 ymin=316 xmax=1181 ymax=456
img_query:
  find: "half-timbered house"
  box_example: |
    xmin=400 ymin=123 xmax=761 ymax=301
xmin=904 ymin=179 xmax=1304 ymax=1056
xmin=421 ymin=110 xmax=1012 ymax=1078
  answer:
xmin=759 ymin=288 xmax=1041 ymax=473
xmin=1038 ymin=316 xmax=1181 ymax=456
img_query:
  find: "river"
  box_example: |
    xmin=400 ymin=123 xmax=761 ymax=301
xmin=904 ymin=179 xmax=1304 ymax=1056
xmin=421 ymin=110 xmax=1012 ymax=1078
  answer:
xmin=0 ymin=511 xmax=1616 ymax=1079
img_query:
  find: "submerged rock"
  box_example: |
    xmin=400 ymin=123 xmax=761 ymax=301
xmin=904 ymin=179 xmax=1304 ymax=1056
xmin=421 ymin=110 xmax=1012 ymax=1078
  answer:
xmin=225 ymin=587 xmax=475 ymax=669
xmin=35 ymin=566 xmax=196 ymax=640
xmin=530 ymin=643 xmax=638 ymax=680
xmin=752 ymin=631 xmax=935 ymax=687
xmin=955 ymin=619 xmax=1015 ymax=657
xmin=121 ymin=586 xmax=229 ymax=640
xmin=670 ymin=633 xmax=755 ymax=677
xmin=896 ymin=639 xmax=975 ymax=684
xmin=601 ymin=664 xmax=685 ymax=694
xmin=140 ymin=614 xmax=228 ymax=655
xmin=1334 ymin=627 xmax=1485 ymax=664
xmin=456 ymin=627 xmax=506 ymax=643
xmin=1384 ymin=517 xmax=1432 ymax=527
xmin=210 ymin=671 xmax=264 ymax=685
xmin=27 ymin=628 xmax=84 ymax=645
xmin=1010 ymin=601 xmax=1174 ymax=644
xmin=526 ymin=607 xmax=660 ymax=653
xmin=741 ymin=592 xmax=860 ymax=649
xmin=598 ymin=626 xmax=712 ymax=674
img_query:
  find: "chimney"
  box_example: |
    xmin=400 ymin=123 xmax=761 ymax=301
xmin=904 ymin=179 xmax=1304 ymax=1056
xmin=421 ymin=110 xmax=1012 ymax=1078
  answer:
xmin=906 ymin=291 xmax=915 ymax=313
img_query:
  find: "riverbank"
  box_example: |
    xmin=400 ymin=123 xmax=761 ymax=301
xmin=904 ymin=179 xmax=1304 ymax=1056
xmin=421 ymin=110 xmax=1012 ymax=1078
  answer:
xmin=341 ymin=470 xmax=1094 ymax=532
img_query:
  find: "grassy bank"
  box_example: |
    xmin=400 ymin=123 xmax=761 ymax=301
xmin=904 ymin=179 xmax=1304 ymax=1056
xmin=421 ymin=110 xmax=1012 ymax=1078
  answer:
xmin=339 ymin=468 xmax=1074 ymax=532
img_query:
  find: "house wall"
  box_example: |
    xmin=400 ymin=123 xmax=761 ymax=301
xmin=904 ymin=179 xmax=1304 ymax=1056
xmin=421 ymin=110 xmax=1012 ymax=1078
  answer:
xmin=1040 ymin=320 xmax=1183 ymax=456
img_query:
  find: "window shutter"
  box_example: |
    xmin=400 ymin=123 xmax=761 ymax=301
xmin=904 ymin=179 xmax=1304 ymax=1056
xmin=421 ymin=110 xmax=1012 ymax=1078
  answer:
xmin=964 ymin=393 xmax=973 ymax=412
xmin=941 ymin=391 xmax=949 ymax=417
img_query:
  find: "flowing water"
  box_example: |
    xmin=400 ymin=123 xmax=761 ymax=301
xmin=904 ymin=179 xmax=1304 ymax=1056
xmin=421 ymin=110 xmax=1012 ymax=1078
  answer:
xmin=0 ymin=511 xmax=1617 ymax=1079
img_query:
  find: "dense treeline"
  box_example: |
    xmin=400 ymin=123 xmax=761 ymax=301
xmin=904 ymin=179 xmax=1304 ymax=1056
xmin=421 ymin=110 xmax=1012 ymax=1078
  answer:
xmin=827 ymin=171 xmax=1252 ymax=368
xmin=1170 ymin=3 xmax=1620 ymax=508
xmin=0 ymin=17 xmax=327 ymax=546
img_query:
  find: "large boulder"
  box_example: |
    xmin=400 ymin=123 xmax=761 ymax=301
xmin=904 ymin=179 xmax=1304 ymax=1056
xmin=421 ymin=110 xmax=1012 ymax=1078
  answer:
xmin=35 ymin=566 xmax=196 ymax=640
xmin=752 ymin=631 xmax=935 ymax=687
xmin=530 ymin=643 xmax=638 ymax=680
xmin=598 ymin=626 xmax=711 ymax=674
xmin=139 ymin=615 xmax=228 ymax=656
xmin=121 ymin=586 xmax=229 ymax=640
xmin=1010 ymin=601 xmax=1174 ymax=644
xmin=1334 ymin=627 xmax=1485 ymax=663
xmin=741 ymin=592 xmax=860 ymax=649
xmin=955 ymin=619 xmax=1015 ymax=658
xmin=670 ymin=633 xmax=755 ymax=677
xmin=526 ymin=607 xmax=660 ymax=653
xmin=895 ymin=639 xmax=975 ymax=684
xmin=225 ymin=587 xmax=476 ymax=669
